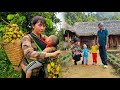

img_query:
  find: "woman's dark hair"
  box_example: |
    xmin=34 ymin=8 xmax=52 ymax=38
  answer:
xmin=72 ymin=37 xmax=78 ymax=43
xmin=31 ymin=16 xmax=46 ymax=25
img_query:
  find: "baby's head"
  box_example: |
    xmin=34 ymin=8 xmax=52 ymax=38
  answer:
xmin=45 ymin=35 xmax=59 ymax=47
xmin=83 ymin=44 xmax=87 ymax=49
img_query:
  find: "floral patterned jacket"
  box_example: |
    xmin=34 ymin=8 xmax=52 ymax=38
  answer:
xmin=71 ymin=44 xmax=82 ymax=57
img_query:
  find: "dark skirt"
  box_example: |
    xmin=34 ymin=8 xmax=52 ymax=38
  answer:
xmin=73 ymin=55 xmax=81 ymax=61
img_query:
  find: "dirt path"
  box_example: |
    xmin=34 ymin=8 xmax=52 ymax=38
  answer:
xmin=61 ymin=52 xmax=120 ymax=78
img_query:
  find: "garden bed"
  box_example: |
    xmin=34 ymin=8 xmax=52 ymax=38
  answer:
xmin=59 ymin=50 xmax=72 ymax=66
xmin=107 ymin=51 xmax=120 ymax=74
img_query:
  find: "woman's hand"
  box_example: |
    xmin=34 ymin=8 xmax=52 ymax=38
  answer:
xmin=45 ymin=50 xmax=61 ymax=58
xmin=52 ymin=50 xmax=61 ymax=57
xmin=81 ymin=53 xmax=83 ymax=56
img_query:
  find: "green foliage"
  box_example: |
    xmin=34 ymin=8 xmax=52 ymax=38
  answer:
xmin=60 ymin=53 xmax=72 ymax=66
xmin=85 ymin=16 xmax=98 ymax=22
xmin=7 ymin=14 xmax=14 ymax=20
xmin=111 ymin=15 xmax=120 ymax=20
xmin=0 ymin=24 xmax=6 ymax=45
xmin=0 ymin=24 xmax=6 ymax=37
xmin=56 ymin=28 xmax=65 ymax=41
xmin=6 ymin=13 xmax=27 ymax=33
xmin=0 ymin=48 xmax=21 ymax=78
xmin=1 ymin=12 xmax=60 ymax=34
xmin=64 ymin=12 xmax=98 ymax=26
xmin=44 ymin=18 xmax=56 ymax=36
xmin=95 ymin=12 xmax=120 ymax=21
xmin=65 ymin=12 xmax=120 ymax=25
xmin=31 ymin=12 xmax=60 ymax=24
xmin=107 ymin=52 xmax=120 ymax=74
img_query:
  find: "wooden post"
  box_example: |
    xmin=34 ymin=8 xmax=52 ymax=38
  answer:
xmin=110 ymin=36 xmax=113 ymax=49
xmin=69 ymin=33 xmax=72 ymax=45
xmin=79 ymin=36 xmax=81 ymax=47
xmin=108 ymin=36 xmax=110 ymax=49
xmin=116 ymin=36 xmax=118 ymax=49
xmin=68 ymin=31 xmax=70 ymax=44
xmin=118 ymin=35 xmax=120 ymax=50
xmin=119 ymin=35 xmax=120 ymax=45
xmin=94 ymin=35 xmax=96 ymax=40
xmin=109 ymin=36 xmax=111 ymax=48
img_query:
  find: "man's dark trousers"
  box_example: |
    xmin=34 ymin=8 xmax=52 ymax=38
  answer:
xmin=99 ymin=46 xmax=107 ymax=65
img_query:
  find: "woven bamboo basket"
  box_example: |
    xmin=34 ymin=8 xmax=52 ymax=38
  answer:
xmin=3 ymin=40 xmax=24 ymax=71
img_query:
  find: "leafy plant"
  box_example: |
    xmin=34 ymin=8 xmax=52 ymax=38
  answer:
xmin=0 ymin=48 xmax=21 ymax=78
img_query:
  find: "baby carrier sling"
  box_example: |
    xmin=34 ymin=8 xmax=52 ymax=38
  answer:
xmin=25 ymin=33 xmax=47 ymax=63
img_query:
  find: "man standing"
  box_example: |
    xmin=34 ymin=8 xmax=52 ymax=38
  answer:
xmin=97 ymin=22 xmax=109 ymax=68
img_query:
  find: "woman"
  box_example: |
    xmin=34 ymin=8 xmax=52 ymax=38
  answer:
xmin=71 ymin=37 xmax=82 ymax=65
xmin=21 ymin=16 xmax=61 ymax=78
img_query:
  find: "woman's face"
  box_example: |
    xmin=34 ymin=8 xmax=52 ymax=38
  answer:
xmin=74 ymin=41 xmax=78 ymax=45
xmin=32 ymin=21 xmax=46 ymax=34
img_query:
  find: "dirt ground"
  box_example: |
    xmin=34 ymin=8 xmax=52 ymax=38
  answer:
xmin=60 ymin=51 xmax=120 ymax=78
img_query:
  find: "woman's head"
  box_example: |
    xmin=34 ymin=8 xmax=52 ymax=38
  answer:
xmin=31 ymin=16 xmax=46 ymax=34
xmin=73 ymin=37 xmax=79 ymax=45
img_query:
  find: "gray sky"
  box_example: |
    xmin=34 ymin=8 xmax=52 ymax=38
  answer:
xmin=55 ymin=12 xmax=65 ymax=30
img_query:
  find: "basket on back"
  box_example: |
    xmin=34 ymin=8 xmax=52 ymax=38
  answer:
xmin=3 ymin=39 xmax=24 ymax=71
xmin=1 ymin=23 xmax=25 ymax=71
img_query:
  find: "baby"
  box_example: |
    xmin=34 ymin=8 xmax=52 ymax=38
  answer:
xmin=21 ymin=35 xmax=59 ymax=78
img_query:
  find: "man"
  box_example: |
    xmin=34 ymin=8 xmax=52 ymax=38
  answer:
xmin=97 ymin=22 xmax=109 ymax=68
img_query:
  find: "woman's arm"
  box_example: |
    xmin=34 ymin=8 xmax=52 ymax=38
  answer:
xmin=22 ymin=35 xmax=60 ymax=61
xmin=43 ymin=47 xmax=56 ymax=53
xmin=44 ymin=50 xmax=61 ymax=58
xmin=22 ymin=35 xmax=46 ymax=60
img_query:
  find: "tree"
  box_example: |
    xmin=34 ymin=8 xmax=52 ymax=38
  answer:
xmin=0 ymin=12 xmax=60 ymax=36
xmin=64 ymin=12 xmax=98 ymax=26
xmin=111 ymin=12 xmax=120 ymax=20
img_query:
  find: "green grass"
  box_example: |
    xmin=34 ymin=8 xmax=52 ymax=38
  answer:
xmin=107 ymin=52 xmax=120 ymax=74
xmin=0 ymin=48 xmax=21 ymax=78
